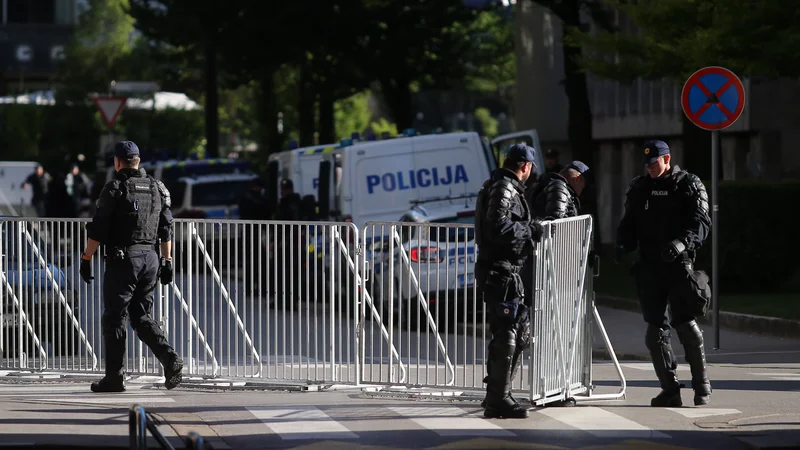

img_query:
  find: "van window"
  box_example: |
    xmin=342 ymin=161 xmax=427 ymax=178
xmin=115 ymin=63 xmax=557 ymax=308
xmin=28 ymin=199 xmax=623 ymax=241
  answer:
xmin=481 ymin=137 xmax=497 ymax=171
xmin=191 ymin=181 xmax=250 ymax=207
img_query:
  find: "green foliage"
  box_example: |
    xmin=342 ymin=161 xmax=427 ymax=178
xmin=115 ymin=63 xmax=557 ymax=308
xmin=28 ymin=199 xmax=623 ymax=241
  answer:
xmin=569 ymin=0 xmax=800 ymax=82
xmin=369 ymin=118 xmax=398 ymax=137
xmin=58 ymin=0 xmax=140 ymax=101
xmin=462 ymin=10 xmax=516 ymax=96
xmin=335 ymin=91 xmax=373 ymax=140
xmin=116 ymin=108 xmax=205 ymax=156
xmin=474 ymin=107 xmax=498 ymax=137
xmin=0 ymin=104 xmax=101 ymax=170
xmin=694 ymin=181 xmax=800 ymax=294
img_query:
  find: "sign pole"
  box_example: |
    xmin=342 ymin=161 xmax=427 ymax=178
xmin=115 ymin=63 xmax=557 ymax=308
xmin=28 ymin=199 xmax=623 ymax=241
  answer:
xmin=711 ymin=130 xmax=720 ymax=350
xmin=680 ymin=66 xmax=746 ymax=352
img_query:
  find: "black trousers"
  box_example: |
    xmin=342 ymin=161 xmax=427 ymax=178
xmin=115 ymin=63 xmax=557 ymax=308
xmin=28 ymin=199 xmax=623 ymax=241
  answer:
xmin=481 ymin=269 xmax=531 ymax=404
xmin=632 ymin=259 xmax=711 ymax=393
xmin=102 ymin=249 xmax=176 ymax=378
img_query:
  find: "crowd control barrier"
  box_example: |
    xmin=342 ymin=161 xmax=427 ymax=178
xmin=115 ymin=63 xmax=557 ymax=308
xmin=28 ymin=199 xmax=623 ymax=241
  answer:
xmin=0 ymin=215 xmax=625 ymax=406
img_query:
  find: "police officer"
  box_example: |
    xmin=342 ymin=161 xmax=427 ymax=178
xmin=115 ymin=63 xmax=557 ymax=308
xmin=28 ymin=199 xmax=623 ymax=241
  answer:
xmin=616 ymin=140 xmax=712 ymax=407
xmin=475 ymin=143 xmax=544 ymax=419
xmin=527 ymin=160 xmax=590 ymax=220
xmin=80 ymin=141 xmax=183 ymax=393
xmin=276 ymin=178 xmax=302 ymax=221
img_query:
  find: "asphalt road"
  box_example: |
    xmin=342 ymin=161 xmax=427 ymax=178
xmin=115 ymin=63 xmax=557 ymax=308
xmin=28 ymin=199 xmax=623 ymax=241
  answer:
xmin=1 ymin=360 xmax=799 ymax=449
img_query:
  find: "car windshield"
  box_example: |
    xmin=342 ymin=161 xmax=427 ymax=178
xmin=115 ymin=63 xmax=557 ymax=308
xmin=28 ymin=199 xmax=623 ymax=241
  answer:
xmin=192 ymin=180 xmax=251 ymax=207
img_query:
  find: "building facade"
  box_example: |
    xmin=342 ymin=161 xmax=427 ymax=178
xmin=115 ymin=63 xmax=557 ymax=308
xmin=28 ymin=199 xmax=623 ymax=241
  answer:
xmin=513 ymin=0 xmax=798 ymax=245
xmin=0 ymin=0 xmax=79 ymax=95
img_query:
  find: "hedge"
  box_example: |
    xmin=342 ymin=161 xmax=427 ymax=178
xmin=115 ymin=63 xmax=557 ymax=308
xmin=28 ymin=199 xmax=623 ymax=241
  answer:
xmin=695 ymin=180 xmax=800 ymax=294
xmin=0 ymin=103 xmax=204 ymax=173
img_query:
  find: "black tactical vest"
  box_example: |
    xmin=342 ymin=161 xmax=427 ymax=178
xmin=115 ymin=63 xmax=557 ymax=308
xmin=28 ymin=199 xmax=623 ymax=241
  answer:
xmin=108 ymin=174 xmax=161 ymax=247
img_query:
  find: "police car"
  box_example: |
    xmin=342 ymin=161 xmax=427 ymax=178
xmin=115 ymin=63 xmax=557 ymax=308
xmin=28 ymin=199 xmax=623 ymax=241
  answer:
xmin=1 ymin=220 xmax=80 ymax=356
xmin=367 ymin=200 xmax=478 ymax=327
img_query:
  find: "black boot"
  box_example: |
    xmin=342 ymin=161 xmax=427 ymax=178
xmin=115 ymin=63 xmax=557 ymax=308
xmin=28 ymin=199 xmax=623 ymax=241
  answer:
xmin=91 ymin=375 xmax=125 ymax=393
xmin=93 ymin=326 xmax=127 ymax=393
xmin=161 ymin=351 xmax=184 ymax=390
xmin=675 ymin=321 xmax=712 ymax=406
xmin=645 ymin=324 xmax=682 ymax=407
xmin=483 ymin=328 xmax=528 ymax=419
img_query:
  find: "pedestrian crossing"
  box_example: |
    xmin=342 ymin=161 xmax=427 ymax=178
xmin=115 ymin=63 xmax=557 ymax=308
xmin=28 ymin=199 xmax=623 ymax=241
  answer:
xmin=0 ymin=382 xmax=743 ymax=448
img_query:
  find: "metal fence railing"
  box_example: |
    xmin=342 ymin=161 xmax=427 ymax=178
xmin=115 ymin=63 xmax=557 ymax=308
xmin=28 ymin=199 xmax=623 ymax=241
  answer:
xmin=0 ymin=215 xmax=625 ymax=406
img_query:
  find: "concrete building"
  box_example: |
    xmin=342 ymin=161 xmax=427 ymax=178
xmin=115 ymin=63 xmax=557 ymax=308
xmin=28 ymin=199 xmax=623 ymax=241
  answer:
xmin=0 ymin=0 xmax=80 ymax=95
xmin=513 ymin=0 xmax=797 ymax=245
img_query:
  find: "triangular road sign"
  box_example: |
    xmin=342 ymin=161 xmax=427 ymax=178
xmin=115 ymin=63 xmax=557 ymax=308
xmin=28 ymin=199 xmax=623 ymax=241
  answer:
xmin=92 ymin=96 xmax=127 ymax=129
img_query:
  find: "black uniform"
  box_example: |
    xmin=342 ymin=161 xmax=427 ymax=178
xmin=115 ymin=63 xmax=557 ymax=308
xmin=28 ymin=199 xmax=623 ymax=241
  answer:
xmin=475 ymin=167 xmax=544 ymax=418
xmin=527 ymin=172 xmax=580 ymax=219
xmin=85 ymin=167 xmax=183 ymax=392
xmin=617 ymin=165 xmax=712 ymax=407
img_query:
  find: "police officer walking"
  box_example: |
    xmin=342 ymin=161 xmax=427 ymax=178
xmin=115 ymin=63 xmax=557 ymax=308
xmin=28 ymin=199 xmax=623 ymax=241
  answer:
xmin=80 ymin=141 xmax=183 ymax=393
xmin=616 ymin=140 xmax=712 ymax=407
xmin=475 ymin=143 xmax=544 ymax=419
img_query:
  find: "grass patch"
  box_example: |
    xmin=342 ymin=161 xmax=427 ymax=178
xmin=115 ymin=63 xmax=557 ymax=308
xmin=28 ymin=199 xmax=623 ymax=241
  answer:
xmin=593 ymin=255 xmax=800 ymax=321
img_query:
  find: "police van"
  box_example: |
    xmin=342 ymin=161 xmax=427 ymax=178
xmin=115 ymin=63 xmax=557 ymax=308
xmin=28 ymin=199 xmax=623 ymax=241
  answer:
xmin=104 ymin=158 xmax=253 ymax=198
xmin=265 ymin=129 xmax=544 ymax=228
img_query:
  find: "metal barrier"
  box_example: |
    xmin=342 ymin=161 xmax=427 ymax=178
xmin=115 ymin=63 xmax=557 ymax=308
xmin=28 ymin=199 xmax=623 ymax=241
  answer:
xmin=0 ymin=217 xmax=372 ymax=387
xmin=0 ymin=215 xmax=624 ymax=406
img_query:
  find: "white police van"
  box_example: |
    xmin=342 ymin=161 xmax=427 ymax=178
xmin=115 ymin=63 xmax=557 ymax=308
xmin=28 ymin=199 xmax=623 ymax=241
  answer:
xmin=171 ymin=173 xmax=257 ymax=220
xmin=265 ymin=129 xmax=544 ymax=228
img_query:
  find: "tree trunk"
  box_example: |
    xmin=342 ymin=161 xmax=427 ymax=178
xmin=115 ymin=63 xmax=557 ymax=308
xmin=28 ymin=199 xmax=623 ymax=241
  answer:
xmin=297 ymin=63 xmax=316 ymax=146
xmin=560 ymin=1 xmax=600 ymax=247
xmin=255 ymin=69 xmax=282 ymax=157
xmin=318 ymin=76 xmax=336 ymax=144
xmin=204 ymin=45 xmax=219 ymax=158
xmin=380 ymin=75 xmax=414 ymax=131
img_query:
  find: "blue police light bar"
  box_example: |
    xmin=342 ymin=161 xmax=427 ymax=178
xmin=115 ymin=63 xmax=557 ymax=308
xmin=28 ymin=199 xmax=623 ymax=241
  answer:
xmin=289 ymin=140 xmax=298 ymax=149
xmin=402 ymin=128 xmax=416 ymax=136
xmin=351 ymin=132 xmax=360 ymax=141
xmin=340 ymin=138 xmax=353 ymax=147
xmin=366 ymin=133 xmax=377 ymax=141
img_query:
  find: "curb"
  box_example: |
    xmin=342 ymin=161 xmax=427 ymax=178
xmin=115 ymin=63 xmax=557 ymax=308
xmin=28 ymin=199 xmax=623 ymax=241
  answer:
xmin=595 ymin=295 xmax=800 ymax=340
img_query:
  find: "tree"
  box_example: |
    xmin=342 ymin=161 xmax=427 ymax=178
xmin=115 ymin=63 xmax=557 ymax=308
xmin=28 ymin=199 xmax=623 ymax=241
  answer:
xmin=58 ymin=0 xmax=139 ymax=102
xmin=357 ymin=0 xmax=512 ymax=130
xmin=570 ymin=0 xmax=800 ymax=82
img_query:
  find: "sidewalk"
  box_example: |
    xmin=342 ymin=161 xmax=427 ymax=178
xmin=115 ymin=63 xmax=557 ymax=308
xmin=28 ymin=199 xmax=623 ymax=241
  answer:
xmin=591 ymin=306 xmax=800 ymax=364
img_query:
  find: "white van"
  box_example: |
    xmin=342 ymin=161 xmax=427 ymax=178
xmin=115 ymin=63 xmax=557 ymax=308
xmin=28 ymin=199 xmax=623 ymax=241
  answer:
xmin=266 ymin=143 xmax=340 ymax=207
xmin=0 ymin=161 xmax=39 ymax=216
xmin=312 ymin=130 xmax=543 ymax=227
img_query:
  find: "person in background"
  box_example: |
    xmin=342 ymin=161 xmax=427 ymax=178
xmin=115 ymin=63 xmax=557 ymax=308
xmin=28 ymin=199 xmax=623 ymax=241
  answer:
xmin=544 ymin=149 xmax=564 ymax=174
xmin=22 ymin=164 xmax=49 ymax=217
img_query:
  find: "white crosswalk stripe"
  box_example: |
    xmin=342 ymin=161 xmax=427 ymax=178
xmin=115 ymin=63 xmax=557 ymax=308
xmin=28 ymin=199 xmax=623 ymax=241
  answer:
xmin=245 ymin=404 xmax=690 ymax=441
xmin=247 ymin=406 xmax=358 ymax=440
xmin=387 ymin=406 xmax=513 ymax=437
xmin=748 ymin=372 xmax=800 ymax=381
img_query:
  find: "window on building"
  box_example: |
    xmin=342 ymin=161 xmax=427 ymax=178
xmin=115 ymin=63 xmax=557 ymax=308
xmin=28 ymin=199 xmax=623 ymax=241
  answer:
xmin=7 ymin=0 xmax=56 ymax=24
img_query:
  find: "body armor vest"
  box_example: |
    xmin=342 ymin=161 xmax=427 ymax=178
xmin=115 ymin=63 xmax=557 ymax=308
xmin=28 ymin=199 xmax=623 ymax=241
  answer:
xmin=109 ymin=175 xmax=161 ymax=247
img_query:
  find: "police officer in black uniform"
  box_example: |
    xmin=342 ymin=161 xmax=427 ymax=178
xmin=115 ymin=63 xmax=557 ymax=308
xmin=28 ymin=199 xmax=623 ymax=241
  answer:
xmin=475 ymin=143 xmax=544 ymax=419
xmin=80 ymin=141 xmax=183 ymax=393
xmin=616 ymin=140 xmax=712 ymax=407
xmin=528 ymin=160 xmax=590 ymax=220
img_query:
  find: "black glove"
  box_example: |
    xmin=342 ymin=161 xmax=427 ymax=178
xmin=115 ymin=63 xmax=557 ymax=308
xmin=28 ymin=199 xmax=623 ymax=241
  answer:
xmin=529 ymin=221 xmax=544 ymax=242
xmin=544 ymin=216 xmax=557 ymax=238
xmin=613 ymin=245 xmax=626 ymax=265
xmin=160 ymin=257 xmax=173 ymax=285
xmin=661 ymin=239 xmax=686 ymax=263
xmin=79 ymin=258 xmax=94 ymax=283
